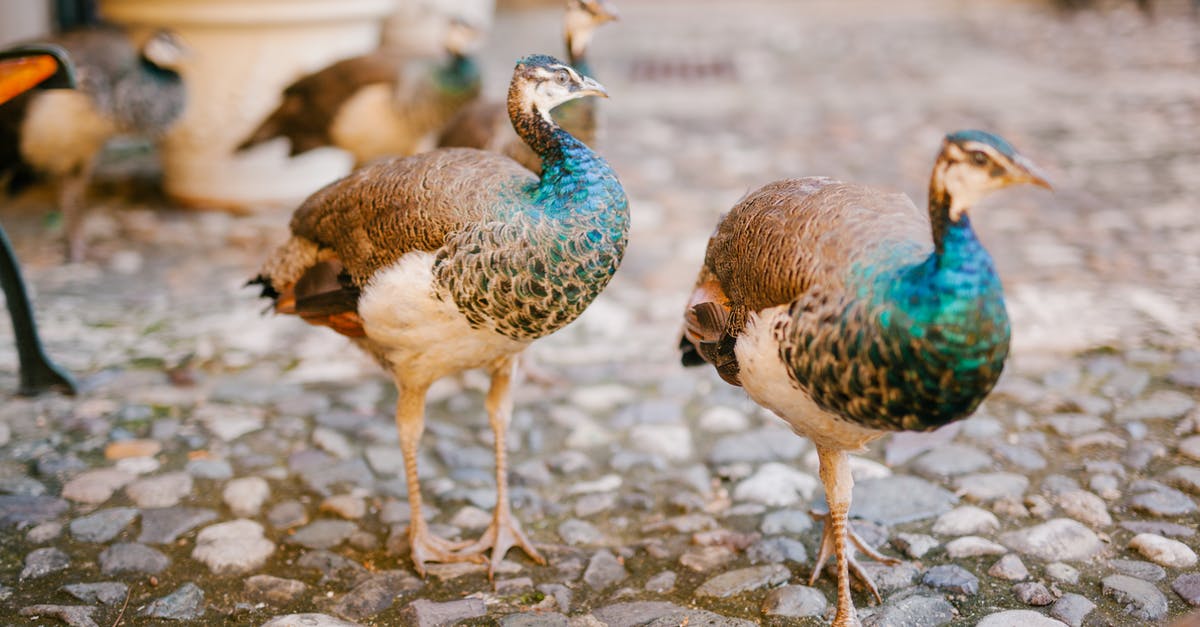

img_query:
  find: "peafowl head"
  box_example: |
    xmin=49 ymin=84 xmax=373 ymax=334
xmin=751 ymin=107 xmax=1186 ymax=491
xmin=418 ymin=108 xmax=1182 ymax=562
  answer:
xmin=138 ymin=30 xmax=189 ymax=72
xmin=443 ymin=18 xmax=483 ymax=57
xmin=566 ymin=0 xmax=620 ymax=60
xmin=934 ymin=130 xmax=1052 ymax=222
xmin=511 ymin=55 xmax=608 ymax=122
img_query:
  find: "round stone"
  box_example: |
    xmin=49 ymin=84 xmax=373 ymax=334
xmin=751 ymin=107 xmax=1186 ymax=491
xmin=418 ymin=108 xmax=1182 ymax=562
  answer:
xmin=192 ymin=519 xmax=275 ymax=574
xmin=1102 ymin=574 xmax=1168 ymax=621
xmin=1055 ymin=490 xmax=1112 ymax=527
xmin=988 ymin=554 xmax=1029 ymax=581
xmin=976 ymin=609 xmax=1064 ymax=626
xmin=945 ymin=536 xmax=1008 ymax=558
xmin=933 ymin=505 xmax=1000 ymax=536
xmin=1129 ymin=533 xmax=1198 ymax=569
xmin=222 ymin=476 xmax=270 ymax=517
xmin=761 ymin=585 xmax=827 ymax=618
xmin=125 ymin=472 xmax=193 ymax=508
xmin=1000 ymin=518 xmax=1103 ymax=561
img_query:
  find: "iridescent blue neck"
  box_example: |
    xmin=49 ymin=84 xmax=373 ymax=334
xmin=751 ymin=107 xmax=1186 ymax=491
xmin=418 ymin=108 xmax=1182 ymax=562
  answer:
xmin=529 ymin=125 xmax=625 ymax=223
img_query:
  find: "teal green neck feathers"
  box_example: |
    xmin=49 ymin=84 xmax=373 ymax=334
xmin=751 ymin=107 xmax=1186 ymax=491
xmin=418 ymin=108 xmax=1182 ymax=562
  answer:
xmin=436 ymin=59 xmax=628 ymax=341
xmin=436 ymin=53 xmax=480 ymax=95
xmin=783 ymin=169 xmax=1010 ymax=433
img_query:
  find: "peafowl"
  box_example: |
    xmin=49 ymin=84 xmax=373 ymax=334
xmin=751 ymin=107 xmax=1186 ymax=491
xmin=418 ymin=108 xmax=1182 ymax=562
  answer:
xmin=680 ymin=130 xmax=1051 ymax=627
xmin=238 ymin=21 xmax=482 ymax=166
xmin=437 ymin=0 xmax=618 ymax=174
xmin=251 ymin=55 xmax=628 ymax=577
xmin=0 ymin=26 xmax=186 ymax=262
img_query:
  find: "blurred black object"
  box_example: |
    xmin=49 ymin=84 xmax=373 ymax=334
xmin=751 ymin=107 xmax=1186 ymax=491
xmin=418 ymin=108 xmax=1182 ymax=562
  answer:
xmin=56 ymin=0 xmax=100 ymax=31
xmin=0 ymin=45 xmax=77 ymax=396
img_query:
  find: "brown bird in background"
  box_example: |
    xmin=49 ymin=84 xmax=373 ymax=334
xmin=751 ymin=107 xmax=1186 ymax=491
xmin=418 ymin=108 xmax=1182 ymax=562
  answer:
xmin=437 ymin=0 xmax=618 ymax=173
xmin=0 ymin=25 xmax=187 ymax=261
xmin=238 ymin=21 xmax=482 ymax=167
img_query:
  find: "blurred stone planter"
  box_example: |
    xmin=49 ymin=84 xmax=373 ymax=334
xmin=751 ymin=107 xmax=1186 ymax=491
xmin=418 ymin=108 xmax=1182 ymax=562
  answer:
xmin=101 ymin=0 xmax=394 ymax=211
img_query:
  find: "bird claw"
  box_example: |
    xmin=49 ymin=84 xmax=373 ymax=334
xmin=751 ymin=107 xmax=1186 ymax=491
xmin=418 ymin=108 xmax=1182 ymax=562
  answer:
xmin=408 ymin=527 xmax=484 ymax=578
xmin=460 ymin=506 xmax=546 ymax=580
xmin=808 ymin=509 xmax=899 ymax=604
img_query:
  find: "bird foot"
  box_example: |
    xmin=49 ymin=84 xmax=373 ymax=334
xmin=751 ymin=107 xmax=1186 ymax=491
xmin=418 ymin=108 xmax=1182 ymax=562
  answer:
xmin=460 ymin=505 xmax=546 ymax=579
xmin=408 ymin=524 xmax=483 ymax=578
xmin=808 ymin=510 xmax=901 ymax=604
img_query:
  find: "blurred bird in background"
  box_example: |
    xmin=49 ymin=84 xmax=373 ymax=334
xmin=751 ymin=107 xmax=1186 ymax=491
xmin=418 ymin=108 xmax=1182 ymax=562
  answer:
xmin=0 ymin=25 xmax=187 ymax=262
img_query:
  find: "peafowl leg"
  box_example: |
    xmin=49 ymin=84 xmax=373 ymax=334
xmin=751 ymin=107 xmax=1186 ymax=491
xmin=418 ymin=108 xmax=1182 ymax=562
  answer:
xmin=461 ymin=354 xmax=546 ymax=579
xmin=808 ymin=447 xmax=898 ymax=627
xmin=395 ymin=383 xmax=481 ymax=577
xmin=59 ymin=157 xmax=95 ymax=263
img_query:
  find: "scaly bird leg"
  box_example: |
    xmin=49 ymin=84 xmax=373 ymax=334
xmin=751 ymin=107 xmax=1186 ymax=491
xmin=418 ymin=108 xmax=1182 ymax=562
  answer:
xmin=808 ymin=509 xmax=901 ymax=604
xmin=460 ymin=355 xmax=546 ymax=579
xmin=59 ymin=156 xmax=95 ymax=263
xmin=395 ymin=383 xmax=482 ymax=577
xmin=809 ymin=448 xmax=898 ymax=627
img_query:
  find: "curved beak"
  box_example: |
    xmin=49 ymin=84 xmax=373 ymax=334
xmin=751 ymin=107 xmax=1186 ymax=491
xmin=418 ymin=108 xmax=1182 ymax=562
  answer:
xmin=575 ymin=75 xmax=608 ymax=99
xmin=1012 ymin=153 xmax=1053 ymax=190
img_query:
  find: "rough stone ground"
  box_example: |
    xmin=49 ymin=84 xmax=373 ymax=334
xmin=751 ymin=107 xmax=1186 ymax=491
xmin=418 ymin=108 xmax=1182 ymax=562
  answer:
xmin=2 ymin=0 xmax=1200 ymax=625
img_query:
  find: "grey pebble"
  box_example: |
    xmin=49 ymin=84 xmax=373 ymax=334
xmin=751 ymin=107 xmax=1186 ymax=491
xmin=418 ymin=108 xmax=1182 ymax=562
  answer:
xmin=746 ymin=536 xmax=808 ymax=564
xmin=69 ymin=507 xmax=138 ymax=543
xmin=21 ymin=546 xmax=70 ymax=579
xmin=538 ymin=583 xmax=572 ymax=614
xmin=892 ymin=532 xmax=939 ymax=559
xmin=1110 ymin=558 xmax=1166 ymax=582
xmin=991 ymin=443 xmax=1046 ymax=470
xmin=841 ymin=475 xmax=957 ymax=525
xmin=862 ymin=593 xmax=955 ymax=627
xmin=987 ymin=554 xmax=1029 ymax=581
xmin=26 ymin=520 xmax=64 ymax=543
xmin=1102 ymin=574 xmax=1168 ymax=620
xmin=296 ymin=549 xmax=367 ymax=587
xmin=1045 ymin=562 xmax=1080 ymax=584
xmin=761 ymin=584 xmax=827 ymax=618
xmin=644 ymin=570 xmax=677 ymax=593
xmin=1114 ymin=390 xmax=1195 ymax=422
xmin=1165 ymin=466 xmax=1200 ymax=495
xmin=706 ymin=426 xmax=806 ymax=464
xmin=138 ymin=506 xmax=217 ymax=544
xmin=99 ymin=542 xmax=169 ymax=575
xmin=955 ymin=472 xmax=1030 ymax=502
xmin=975 ymin=610 xmax=1063 ymax=626
xmin=922 ymin=564 xmax=979 ymax=595
xmin=289 ymin=519 xmax=358 ymax=550
xmin=1120 ymin=519 xmax=1196 ymax=537
xmin=912 ymin=443 xmax=991 ymax=477
xmin=260 ymin=613 xmax=362 ymax=627
xmin=139 ymin=582 xmax=205 ymax=620
xmin=62 ymin=582 xmax=127 ymax=606
xmin=583 ymin=550 xmax=629 ymax=589
xmin=1000 ymin=518 xmax=1103 ymax=561
xmin=18 ymin=605 xmax=98 ymax=627
xmin=184 ymin=458 xmax=233 ymax=480
xmin=125 ymin=471 xmax=193 ymax=508
xmin=591 ymin=601 xmax=755 ymax=627
xmin=760 ymin=508 xmax=813 ymax=535
xmin=1012 ymin=581 xmax=1055 ymax=606
xmin=1173 ymin=572 xmax=1200 ymax=606
xmin=399 ymin=598 xmax=486 ymax=627
xmin=558 ymin=518 xmax=602 ymax=545
xmin=192 ymin=519 xmax=275 ymax=574
xmin=499 ymin=612 xmax=569 ymax=626
xmin=333 ymin=571 xmax=421 ymax=620
xmin=857 ymin=561 xmax=921 ymax=594
xmin=1050 ymin=593 xmax=1095 ymax=627
xmin=1128 ymin=485 xmax=1197 ymax=516
xmin=694 ymin=564 xmax=790 ymax=598
xmin=268 ymin=500 xmax=310 ymax=529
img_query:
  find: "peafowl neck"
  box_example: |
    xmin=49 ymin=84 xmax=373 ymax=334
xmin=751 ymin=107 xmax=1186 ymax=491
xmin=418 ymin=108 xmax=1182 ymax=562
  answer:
xmin=436 ymin=53 xmax=480 ymax=95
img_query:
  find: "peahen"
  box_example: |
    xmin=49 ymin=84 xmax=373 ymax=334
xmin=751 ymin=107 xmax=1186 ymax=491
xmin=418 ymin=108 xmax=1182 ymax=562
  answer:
xmin=251 ymin=55 xmax=627 ymax=577
xmin=0 ymin=26 xmax=186 ymax=261
xmin=437 ymin=0 xmax=618 ymax=174
xmin=237 ymin=21 xmax=481 ymax=166
xmin=680 ymin=130 xmax=1050 ymax=626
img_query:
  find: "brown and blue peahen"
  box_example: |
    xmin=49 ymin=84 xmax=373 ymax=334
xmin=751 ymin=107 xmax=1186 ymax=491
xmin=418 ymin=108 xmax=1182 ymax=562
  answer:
xmin=437 ymin=0 xmax=618 ymax=174
xmin=0 ymin=26 xmax=186 ymax=261
xmin=680 ymin=130 xmax=1051 ymax=626
xmin=238 ymin=21 xmax=482 ymax=166
xmin=252 ymin=55 xmax=627 ymax=577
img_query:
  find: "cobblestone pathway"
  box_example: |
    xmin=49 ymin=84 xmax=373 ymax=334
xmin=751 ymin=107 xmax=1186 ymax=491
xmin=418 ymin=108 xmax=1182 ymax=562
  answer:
xmin=1 ymin=1 xmax=1199 ymax=625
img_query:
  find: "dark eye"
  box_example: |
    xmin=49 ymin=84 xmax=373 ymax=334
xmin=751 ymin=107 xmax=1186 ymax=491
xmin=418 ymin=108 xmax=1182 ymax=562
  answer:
xmin=555 ymin=70 xmax=570 ymax=85
xmin=969 ymin=151 xmax=989 ymax=166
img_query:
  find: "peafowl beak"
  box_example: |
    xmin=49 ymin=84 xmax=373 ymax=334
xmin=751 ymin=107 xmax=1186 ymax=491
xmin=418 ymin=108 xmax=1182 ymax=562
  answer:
xmin=0 ymin=55 xmax=59 ymax=105
xmin=1012 ymin=154 xmax=1053 ymax=190
xmin=575 ymin=76 xmax=608 ymax=99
